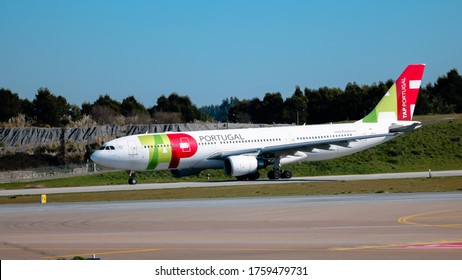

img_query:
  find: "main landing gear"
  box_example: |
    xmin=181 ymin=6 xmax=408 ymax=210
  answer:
xmin=127 ymin=170 xmax=137 ymax=185
xmin=267 ymin=157 xmax=292 ymax=179
xmin=267 ymin=169 xmax=292 ymax=179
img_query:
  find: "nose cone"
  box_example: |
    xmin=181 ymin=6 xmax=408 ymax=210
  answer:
xmin=90 ymin=150 xmax=102 ymax=165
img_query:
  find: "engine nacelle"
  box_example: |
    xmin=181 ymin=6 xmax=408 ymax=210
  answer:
xmin=224 ymin=156 xmax=259 ymax=177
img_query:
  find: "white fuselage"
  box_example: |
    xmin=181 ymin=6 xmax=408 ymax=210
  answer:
xmin=91 ymin=121 xmax=398 ymax=172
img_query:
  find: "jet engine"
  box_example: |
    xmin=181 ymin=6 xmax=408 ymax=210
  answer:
xmin=224 ymin=155 xmax=259 ymax=177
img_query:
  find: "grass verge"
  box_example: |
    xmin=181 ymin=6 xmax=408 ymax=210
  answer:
xmin=2 ymin=177 xmax=462 ymax=204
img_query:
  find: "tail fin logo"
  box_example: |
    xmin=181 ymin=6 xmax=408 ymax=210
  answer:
xmin=400 ymin=77 xmax=409 ymax=119
xmin=397 ymin=65 xmax=424 ymax=121
xmin=361 ymin=64 xmax=425 ymax=123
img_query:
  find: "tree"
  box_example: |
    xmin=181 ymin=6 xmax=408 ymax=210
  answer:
xmin=32 ymin=88 xmax=71 ymax=126
xmin=149 ymin=93 xmax=206 ymax=122
xmin=152 ymin=111 xmax=182 ymax=123
xmin=63 ymin=104 xmax=83 ymax=124
xmin=255 ymin=92 xmax=284 ymax=124
xmin=121 ymin=96 xmax=151 ymax=123
xmin=93 ymin=94 xmax=122 ymax=113
xmin=85 ymin=95 xmax=124 ymax=125
xmin=305 ymin=86 xmax=343 ymax=124
xmin=229 ymin=98 xmax=252 ymax=123
xmin=342 ymin=82 xmax=363 ymax=121
xmin=283 ymin=86 xmax=308 ymax=124
xmin=200 ymin=97 xmax=239 ymax=122
xmin=90 ymin=105 xmax=123 ymax=124
xmin=0 ymin=88 xmax=21 ymax=122
xmin=81 ymin=101 xmax=92 ymax=116
xmin=432 ymin=69 xmax=462 ymax=113
xmin=20 ymin=99 xmax=34 ymax=120
xmin=414 ymin=84 xmax=432 ymax=115
xmin=121 ymin=96 xmax=147 ymax=116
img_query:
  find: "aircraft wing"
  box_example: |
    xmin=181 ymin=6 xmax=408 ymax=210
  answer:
xmin=259 ymin=132 xmax=397 ymax=158
xmin=263 ymin=123 xmax=422 ymax=158
xmin=206 ymin=131 xmax=401 ymax=160
xmin=207 ymin=147 xmax=262 ymax=160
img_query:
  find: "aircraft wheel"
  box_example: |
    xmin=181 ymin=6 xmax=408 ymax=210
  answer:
xmin=268 ymin=170 xmax=281 ymax=180
xmin=282 ymin=170 xmax=293 ymax=179
xmin=128 ymin=177 xmax=137 ymax=185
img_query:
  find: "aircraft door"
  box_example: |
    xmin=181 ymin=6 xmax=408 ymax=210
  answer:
xmin=286 ymin=134 xmax=296 ymax=143
xmin=127 ymin=140 xmax=138 ymax=155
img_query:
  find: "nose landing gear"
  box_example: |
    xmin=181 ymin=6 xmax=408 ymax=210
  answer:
xmin=127 ymin=170 xmax=137 ymax=185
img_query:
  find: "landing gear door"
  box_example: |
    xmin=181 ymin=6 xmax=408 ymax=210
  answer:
xmin=128 ymin=140 xmax=138 ymax=155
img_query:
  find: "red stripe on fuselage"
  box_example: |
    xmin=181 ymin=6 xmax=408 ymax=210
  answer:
xmin=166 ymin=133 xmax=198 ymax=168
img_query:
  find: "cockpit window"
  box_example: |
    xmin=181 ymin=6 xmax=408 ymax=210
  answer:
xmin=99 ymin=145 xmax=115 ymax=150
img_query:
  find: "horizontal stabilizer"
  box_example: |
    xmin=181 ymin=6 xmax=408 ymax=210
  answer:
xmin=388 ymin=122 xmax=420 ymax=133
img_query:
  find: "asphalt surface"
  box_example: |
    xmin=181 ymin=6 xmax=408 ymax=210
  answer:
xmin=0 ymin=192 xmax=461 ymax=259
xmin=1 ymin=170 xmax=461 ymax=196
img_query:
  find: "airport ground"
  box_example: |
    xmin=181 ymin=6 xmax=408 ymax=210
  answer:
xmin=0 ymin=171 xmax=461 ymax=260
xmin=0 ymin=192 xmax=461 ymax=260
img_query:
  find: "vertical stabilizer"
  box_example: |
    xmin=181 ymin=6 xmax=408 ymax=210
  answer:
xmin=360 ymin=64 xmax=426 ymax=123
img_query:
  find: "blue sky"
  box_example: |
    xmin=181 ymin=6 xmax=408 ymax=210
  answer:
xmin=1 ymin=0 xmax=461 ymax=107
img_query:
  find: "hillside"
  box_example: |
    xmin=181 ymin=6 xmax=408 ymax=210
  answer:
xmin=0 ymin=115 xmax=461 ymax=177
xmin=286 ymin=115 xmax=462 ymax=176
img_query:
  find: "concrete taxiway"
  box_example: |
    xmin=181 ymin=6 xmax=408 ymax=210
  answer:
xmin=0 ymin=192 xmax=461 ymax=259
xmin=1 ymin=170 xmax=461 ymax=196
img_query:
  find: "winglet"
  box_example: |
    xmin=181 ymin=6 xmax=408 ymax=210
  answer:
xmin=360 ymin=64 xmax=426 ymax=123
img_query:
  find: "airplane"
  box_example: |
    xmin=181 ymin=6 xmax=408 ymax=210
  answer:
xmin=91 ymin=64 xmax=426 ymax=185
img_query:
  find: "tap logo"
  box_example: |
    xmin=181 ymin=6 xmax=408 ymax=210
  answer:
xmin=399 ymin=77 xmax=408 ymax=120
xmin=396 ymin=64 xmax=424 ymax=121
xmin=138 ymin=133 xmax=198 ymax=169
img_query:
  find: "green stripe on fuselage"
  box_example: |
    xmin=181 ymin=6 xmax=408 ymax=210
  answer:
xmin=138 ymin=134 xmax=172 ymax=170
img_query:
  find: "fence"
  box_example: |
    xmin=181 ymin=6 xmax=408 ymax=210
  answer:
xmin=0 ymin=163 xmax=103 ymax=183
